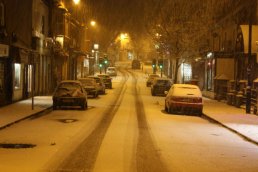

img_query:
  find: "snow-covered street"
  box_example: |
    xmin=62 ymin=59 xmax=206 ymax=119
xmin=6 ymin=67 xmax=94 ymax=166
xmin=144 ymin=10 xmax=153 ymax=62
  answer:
xmin=0 ymin=67 xmax=257 ymax=172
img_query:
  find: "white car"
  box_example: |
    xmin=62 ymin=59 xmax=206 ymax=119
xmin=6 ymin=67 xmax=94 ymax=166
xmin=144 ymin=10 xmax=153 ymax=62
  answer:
xmin=165 ymin=84 xmax=203 ymax=115
xmin=106 ymin=67 xmax=117 ymax=76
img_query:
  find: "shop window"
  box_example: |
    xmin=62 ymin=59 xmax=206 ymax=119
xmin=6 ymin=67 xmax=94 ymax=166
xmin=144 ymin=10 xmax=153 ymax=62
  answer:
xmin=14 ymin=63 xmax=21 ymax=89
xmin=27 ymin=65 xmax=32 ymax=92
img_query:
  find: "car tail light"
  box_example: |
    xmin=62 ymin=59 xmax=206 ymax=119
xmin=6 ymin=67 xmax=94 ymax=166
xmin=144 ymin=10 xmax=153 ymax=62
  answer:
xmin=194 ymin=97 xmax=202 ymax=103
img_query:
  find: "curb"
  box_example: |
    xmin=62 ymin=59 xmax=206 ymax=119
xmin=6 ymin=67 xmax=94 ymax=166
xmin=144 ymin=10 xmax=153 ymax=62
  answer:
xmin=201 ymin=113 xmax=258 ymax=146
xmin=0 ymin=106 xmax=53 ymax=130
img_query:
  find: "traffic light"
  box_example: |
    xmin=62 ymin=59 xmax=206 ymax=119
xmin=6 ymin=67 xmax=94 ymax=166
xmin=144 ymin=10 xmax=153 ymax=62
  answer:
xmin=99 ymin=63 xmax=103 ymax=68
xmin=104 ymin=58 xmax=108 ymax=65
xmin=158 ymin=59 xmax=163 ymax=69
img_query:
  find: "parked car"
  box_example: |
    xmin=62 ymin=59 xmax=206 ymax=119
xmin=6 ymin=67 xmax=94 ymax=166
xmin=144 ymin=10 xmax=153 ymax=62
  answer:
xmin=164 ymin=84 xmax=203 ymax=115
xmin=78 ymin=78 xmax=98 ymax=98
xmin=97 ymin=74 xmax=112 ymax=89
xmin=87 ymin=76 xmax=106 ymax=94
xmin=151 ymin=78 xmax=172 ymax=96
xmin=106 ymin=67 xmax=117 ymax=76
xmin=132 ymin=59 xmax=141 ymax=69
xmin=146 ymin=74 xmax=160 ymax=87
xmin=52 ymin=80 xmax=88 ymax=110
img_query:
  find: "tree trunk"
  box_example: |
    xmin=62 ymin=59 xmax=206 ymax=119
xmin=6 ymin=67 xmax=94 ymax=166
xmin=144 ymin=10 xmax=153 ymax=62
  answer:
xmin=174 ymin=58 xmax=180 ymax=84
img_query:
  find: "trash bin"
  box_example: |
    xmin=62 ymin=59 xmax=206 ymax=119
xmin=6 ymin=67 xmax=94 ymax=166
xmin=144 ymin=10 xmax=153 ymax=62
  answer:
xmin=235 ymin=94 xmax=243 ymax=108
xmin=226 ymin=92 xmax=234 ymax=105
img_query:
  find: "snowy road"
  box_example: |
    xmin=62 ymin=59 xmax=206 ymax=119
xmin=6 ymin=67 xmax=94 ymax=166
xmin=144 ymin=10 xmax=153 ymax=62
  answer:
xmin=0 ymin=67 xmax=257 ymax=172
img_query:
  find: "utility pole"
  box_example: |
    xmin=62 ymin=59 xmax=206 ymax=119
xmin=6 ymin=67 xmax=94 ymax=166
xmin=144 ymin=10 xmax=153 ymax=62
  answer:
xmin=246 ymin=1 xmax=254 ymax=114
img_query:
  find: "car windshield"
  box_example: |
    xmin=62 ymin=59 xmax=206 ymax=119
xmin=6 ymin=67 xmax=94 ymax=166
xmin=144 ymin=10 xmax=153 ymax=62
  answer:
xmin=79 ymin=79 xmax=94 ymax=86
xmin=156 ymin=80 xmax=170 ymax=85
xmin=173 ymin=86 xmax=201 ymax=97
xmin=149 ymin=74 xmax=159 ymax=78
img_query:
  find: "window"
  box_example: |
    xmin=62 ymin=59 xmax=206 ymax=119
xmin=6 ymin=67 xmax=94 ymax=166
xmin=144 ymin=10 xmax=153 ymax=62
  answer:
xmin=14 ymin=63 xmax=21 ymax=89
xmin=27 ymin=65 xmax=32 ymax=92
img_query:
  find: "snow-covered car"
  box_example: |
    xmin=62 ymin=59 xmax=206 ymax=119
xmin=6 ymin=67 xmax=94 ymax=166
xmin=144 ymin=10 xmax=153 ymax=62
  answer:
xmin=106 ymin=67 xmax=117 ymax=76
xmin=52 ymin=80 xmax=88 ymax=110
xmin=87 ymin=76 xmax=106 ymax=94
xmin=97 ymin=74 xmax=112 ymax=89
xmin=146 ymin=74 xmax=160 ymax=87
xmin=78 ymin=78 xmax=98 ymax=98
xmin=164 ymin=84 xmax=203 ymax=115
xmin=151 ymin=78 xmax=172 ymax=96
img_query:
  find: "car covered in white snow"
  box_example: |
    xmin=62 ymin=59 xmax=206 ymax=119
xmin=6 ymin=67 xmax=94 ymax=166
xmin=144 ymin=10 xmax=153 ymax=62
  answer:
xmin=52 ymin=80 xmax=88 ymax=110
xmin=164 ymin=84 xmax=203 ymax=115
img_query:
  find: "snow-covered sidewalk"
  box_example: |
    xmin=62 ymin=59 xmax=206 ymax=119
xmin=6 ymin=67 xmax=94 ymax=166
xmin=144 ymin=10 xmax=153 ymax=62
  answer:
xmin=203 ymin=97 xmax=258 ymax=144
xmin=0 ymin=96 xmax=52 ymax=129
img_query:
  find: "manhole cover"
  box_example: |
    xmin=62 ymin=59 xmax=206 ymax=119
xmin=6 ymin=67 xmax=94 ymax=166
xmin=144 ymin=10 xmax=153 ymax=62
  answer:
xmin=0 ymin=143 xmax=36 ymax=149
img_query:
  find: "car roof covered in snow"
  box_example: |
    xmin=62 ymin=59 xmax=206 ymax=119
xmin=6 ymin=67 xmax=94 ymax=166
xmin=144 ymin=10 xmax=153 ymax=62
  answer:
xmin=169 ymin=84 xmax=202 ymax=97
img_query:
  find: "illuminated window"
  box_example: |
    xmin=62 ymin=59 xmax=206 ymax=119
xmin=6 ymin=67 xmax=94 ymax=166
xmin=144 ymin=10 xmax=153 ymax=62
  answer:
xmin=14 ymin=63 xmax=21 ymax=89
xmin=181 ymin=63 xmax=192 ymax=82
xmin=27 ymin=65 xmax=32 ymax=92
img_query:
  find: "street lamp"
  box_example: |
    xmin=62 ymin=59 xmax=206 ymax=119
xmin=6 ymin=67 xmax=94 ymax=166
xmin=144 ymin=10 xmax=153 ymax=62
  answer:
xmin=73 ymin=0 xmax=80 ymax=5
xmin=90 ymin=20 xmax=96 ymax=27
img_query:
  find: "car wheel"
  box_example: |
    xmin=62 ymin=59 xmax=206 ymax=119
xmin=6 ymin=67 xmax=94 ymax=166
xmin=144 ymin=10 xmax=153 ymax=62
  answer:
xmin=168 ymin=106 xmax=173 ymax=114
xmin=53 ymin=102 xmax=57 ymax=110
xmin=81 ymin=102 xmax=87 ymax=110
xmin=197 ymin=109 xmax=203 ymax=115
xmin=165 ymin=104 xmax=168 ymax=112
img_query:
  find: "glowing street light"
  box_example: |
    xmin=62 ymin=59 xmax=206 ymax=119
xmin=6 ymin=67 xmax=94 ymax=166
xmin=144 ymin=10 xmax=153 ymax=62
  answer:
xmin=73 ymin=0 xmax=80 ymax=5
xmin=90 ymin=20 xmax=96 ymax=27
xmin=120 ymin=33 xmax=128 ymax=40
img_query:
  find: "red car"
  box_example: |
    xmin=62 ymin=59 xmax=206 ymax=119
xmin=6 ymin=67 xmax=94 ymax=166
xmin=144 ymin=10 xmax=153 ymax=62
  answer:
xmin=165 ymin=84 xmax=203 ymax=115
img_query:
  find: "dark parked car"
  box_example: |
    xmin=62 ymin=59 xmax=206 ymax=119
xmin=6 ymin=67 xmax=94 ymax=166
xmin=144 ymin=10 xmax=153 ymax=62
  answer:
xmin=164 ymin=84 xmax=203 ymax=115
xmin=78 ymin=78 xmax=98 ymax=98
xmin=87 ymin=76 xmax=106 ymax=94
xmin=151 ymin=78 xmax=172 ymax=96
xmin=132 ymin=59 xmax=141 ymax=69
xmin=97 ymin=74 xmax=112 ymax=89
xmin=146 ymin=74 xmax=160 ymax=87
xmin=52 ymin=80 xmax=88 ymax=110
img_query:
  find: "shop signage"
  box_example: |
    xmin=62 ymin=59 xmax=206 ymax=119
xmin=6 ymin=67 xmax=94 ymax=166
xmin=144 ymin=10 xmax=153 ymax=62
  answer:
xmin=0 ymin=44 xmax=9 ymax=57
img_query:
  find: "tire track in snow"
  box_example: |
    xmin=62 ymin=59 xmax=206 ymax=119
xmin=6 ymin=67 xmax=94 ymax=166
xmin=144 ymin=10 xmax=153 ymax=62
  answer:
xmin=129 ymin=71 xmax=169 ymax=172
xmin=56 ymin=69 xmax=129 ymax=172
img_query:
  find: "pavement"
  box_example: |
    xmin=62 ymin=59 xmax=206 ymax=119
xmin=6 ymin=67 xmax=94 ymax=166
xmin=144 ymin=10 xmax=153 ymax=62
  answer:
xmin=0 ymin=96 xmax=257 ymax=145
xmin=0 ymin=96 xmax=53 ymax=129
